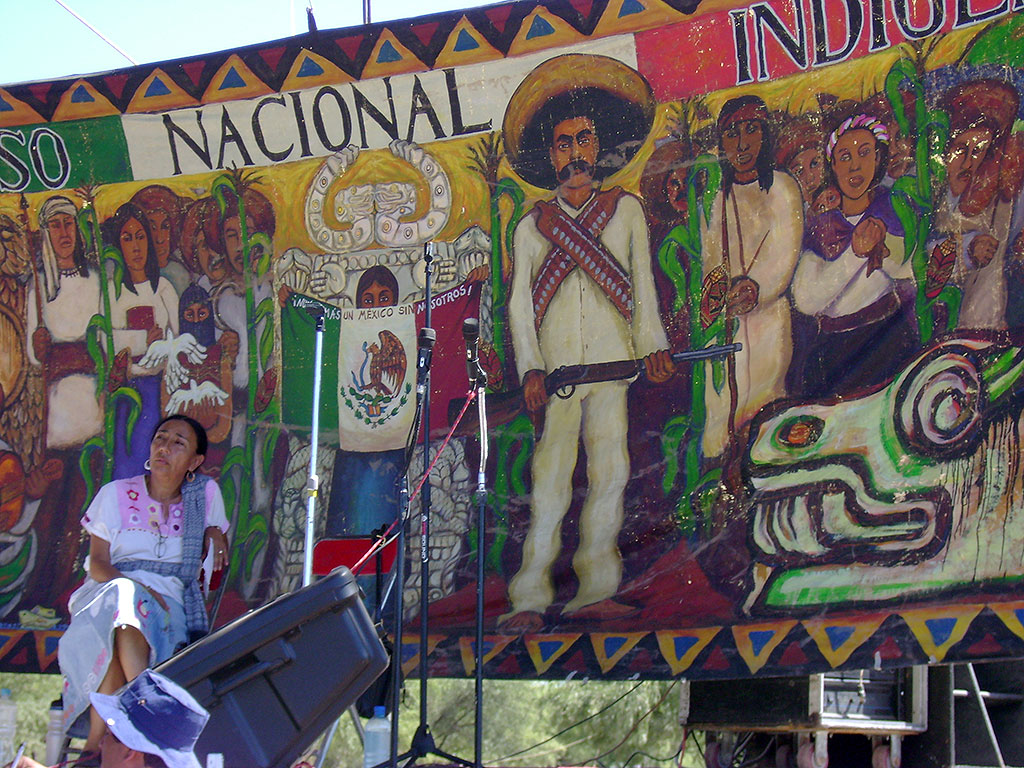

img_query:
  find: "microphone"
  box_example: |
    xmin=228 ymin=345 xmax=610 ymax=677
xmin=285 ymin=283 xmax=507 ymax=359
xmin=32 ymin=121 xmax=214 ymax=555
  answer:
xmin=416 ymin=327 xmax=436 ymax=396
xmin=463 ymin=317 xmax=485 ymax=388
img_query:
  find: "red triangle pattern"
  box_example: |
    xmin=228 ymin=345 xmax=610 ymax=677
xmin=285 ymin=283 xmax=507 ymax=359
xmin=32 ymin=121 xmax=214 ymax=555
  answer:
xmin=779 ymin=641 xmax=808 ymax=666
xmin=258 ymin=46 xmax=288 ymax=72
xmin=485 ymin=3 xmax=514 ymax=34
xmin=411 ymin=21 xmax=440 ymax=48
xmin=335 ymin=35 xmax=364 ymax=63
xmin=182 ymin=60 xmax=205 ymax=86
xmin=703 ymin=645 xmax=730 ymax=670
xmin=875 ymin=636 xmax=903 ymax=660
xmin=566 ymin=0 xmax=596 ymax=20
xmin=27 ymin=82 xmax=51 ymax=105
xmin=104 ymin=73 xmax=130 ymax=100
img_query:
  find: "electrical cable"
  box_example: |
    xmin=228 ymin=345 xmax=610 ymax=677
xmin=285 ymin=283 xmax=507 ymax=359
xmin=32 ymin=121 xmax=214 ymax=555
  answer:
xmin=51 ymin=0 xmax=137 ymax=65
xmin=347 ymin=388 xmax=477 ymax=577
xmin=736 ymin=735 xmax=776 ymax=768
xmin=494 ymin=681 xmax=645 ymax=763
xmin=574 ymin=680 xmax=679 ymax=766
xmin=620 ymin=744 xmax=684 ymax=767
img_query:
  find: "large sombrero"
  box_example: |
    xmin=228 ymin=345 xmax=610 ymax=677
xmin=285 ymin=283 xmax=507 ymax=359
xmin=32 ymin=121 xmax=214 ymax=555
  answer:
xmin=503 ymin=54 xmax=656 ymax=190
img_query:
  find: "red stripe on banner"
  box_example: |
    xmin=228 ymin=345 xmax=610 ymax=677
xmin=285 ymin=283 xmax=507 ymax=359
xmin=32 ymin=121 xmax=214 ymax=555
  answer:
xmin=636 ymin=0 xmax=1018 ymax=101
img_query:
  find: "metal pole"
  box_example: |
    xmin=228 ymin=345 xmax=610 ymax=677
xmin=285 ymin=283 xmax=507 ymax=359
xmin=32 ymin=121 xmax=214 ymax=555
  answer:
xmin=419 ymin=243 xmax=434 ymax=726
xmin=473 ymin=374 xmax=488 ymax=768
xmin=966 ymin=663 xmax=1006 ymax=768
xmin=302 ymin=314 xmax=325 ymax=588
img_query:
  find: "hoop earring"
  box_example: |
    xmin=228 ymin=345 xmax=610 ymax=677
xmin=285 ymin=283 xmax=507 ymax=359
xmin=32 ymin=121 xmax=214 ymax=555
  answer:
xmin=186 ymin=469 xmax=195 ymax=483
xmin=144 ymin=459 xmax=152 ymax=471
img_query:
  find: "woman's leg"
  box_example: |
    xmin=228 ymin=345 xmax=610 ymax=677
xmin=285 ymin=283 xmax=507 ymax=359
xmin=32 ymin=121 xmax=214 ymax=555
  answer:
xmin=84 ymin=626 xmax=150 ymax=751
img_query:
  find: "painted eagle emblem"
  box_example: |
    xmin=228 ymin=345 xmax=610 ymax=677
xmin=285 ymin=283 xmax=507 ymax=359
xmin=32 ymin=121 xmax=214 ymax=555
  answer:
xmin=358 ymin=330 xmax=407 ymax=396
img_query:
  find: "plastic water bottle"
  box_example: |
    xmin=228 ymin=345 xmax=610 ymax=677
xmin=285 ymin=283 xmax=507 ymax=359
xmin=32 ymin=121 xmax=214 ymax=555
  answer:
xmin=45 ymin=699 xmax=64 ymax=766
xmin=0 ymin=688 xmax=17 ymax=764
xmin=362 ymin=705 xmax=390 ymax=768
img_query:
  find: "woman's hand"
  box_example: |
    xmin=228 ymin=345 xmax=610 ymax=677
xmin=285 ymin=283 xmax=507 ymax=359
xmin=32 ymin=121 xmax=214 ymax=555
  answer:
xmin=204 ymin=526 xmax=230 ymax=571
xmin=89 ymin=535 xmax=170 ymax=611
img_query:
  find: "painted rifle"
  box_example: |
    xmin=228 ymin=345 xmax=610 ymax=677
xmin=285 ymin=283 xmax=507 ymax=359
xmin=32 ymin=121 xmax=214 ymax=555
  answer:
xmin=447 ymin=343 xmax=742 ymax=436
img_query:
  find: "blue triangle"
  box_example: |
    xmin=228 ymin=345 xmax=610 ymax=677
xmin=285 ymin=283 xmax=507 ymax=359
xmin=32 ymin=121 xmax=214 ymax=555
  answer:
xmin=220 ymin=67 xmax=246 ymax=90
xmin=925 ymin=618 xmax=957 ymax=646
xmin=0 ymin=95 xmax=12 ymax=112
xmin=824 ymin=625 xmax=855 ymax=651
xmin=526 ymin=15 xmax=555 ymax=39
xmin=144 ymin=77 xmax=171 ymax=98
xmin=70 ymin=85 xmax=94 ymax=103
xmin=619 ymin=0 xmax=646 ymax=15
xmin=470 ymin=640 xmax=495 ymax=655
xmin=44 ymin=635 xmax=60 ymax=654
xmin=603 ymin=637 xmax=627 ymax=657
xmin=297 ymin=56 xmax=325 ymax=78
xmin=749 ymin=630 xmax=775 ymax=656
xmin=454 ymin=29 xmax=480 ymax=52
xmin=673 ymin=636 xmax=698 ymax=658
xmin=1013 ymin=608 xmax=1024 ymax=626
xmin=377 ymin=40 xmax=402 ymax=63
xmin=401 ymin=643 xmax=417 ymax=663
xmin=538 ymin=640 xmax=563 ymax=662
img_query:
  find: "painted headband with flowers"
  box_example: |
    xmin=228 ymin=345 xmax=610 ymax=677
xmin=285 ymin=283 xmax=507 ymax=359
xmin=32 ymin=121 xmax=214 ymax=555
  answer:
xmin=825 ymin=114 xmax=890 ymax=160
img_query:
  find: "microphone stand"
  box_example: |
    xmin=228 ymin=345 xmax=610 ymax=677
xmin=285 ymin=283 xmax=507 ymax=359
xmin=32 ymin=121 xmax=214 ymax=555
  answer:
xmin=303 ymin=311 xmax=325 ymax=588
xmin=468 ymin=342 xmax=488 ymax=768
xmin=389 ymin=244 xmax=473 ymax=768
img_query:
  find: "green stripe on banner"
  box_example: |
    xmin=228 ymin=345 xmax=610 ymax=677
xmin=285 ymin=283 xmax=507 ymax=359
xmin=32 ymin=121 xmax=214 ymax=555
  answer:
xmin=280 ymin=293 xmax=341 ymax=433
xmin=0 ymin=115 xmax=131 ymax=193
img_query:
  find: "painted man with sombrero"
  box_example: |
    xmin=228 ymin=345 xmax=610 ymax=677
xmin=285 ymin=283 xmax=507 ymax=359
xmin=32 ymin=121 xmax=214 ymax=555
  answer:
xmin=501 ymin=54 xmax=675 ymax=632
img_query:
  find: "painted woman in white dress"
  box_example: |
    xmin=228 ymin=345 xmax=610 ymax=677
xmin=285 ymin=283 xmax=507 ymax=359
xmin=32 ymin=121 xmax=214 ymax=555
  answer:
xmin=104 ymin=203 xmax=181 ymax=479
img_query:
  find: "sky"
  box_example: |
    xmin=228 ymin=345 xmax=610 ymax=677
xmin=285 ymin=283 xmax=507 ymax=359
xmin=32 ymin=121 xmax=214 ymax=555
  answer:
xmin=0 ymin=0 xmax=496 ymax=87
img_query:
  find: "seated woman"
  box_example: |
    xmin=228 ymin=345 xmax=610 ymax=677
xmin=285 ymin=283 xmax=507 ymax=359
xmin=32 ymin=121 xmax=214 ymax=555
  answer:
xmin=57 ymin=414 xmax=229 ymax=756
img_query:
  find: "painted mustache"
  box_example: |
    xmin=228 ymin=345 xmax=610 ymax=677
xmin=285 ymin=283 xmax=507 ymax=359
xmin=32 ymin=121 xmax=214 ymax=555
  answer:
xmin=557 ymin=159 xmax=595 ymax=182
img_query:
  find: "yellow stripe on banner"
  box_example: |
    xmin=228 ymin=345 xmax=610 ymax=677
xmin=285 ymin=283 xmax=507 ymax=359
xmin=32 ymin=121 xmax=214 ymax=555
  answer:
xmin=362 ymin=30 xmax=428 ymax=80
xmin=433 ymin=17 xmax=505 ymax=70
xmin=126 ymin=69 xmax=198 ymax=114
xmin=203 ymin=55 xmax=274 ymax=104
xmin=0 ymin=631 xmax=26 ymax=666
xmin=0 ymin=89 xmax=45 ymax=128
xmin=52 ymin=80 xmax=119 ymax=122
xmin=733 ymin=620 xmax=798 ymax=674
xmin=507 ymin=7 xmax=587 ymax=58
xmin=988 ymin=600 xmax=1024 ymax=642
xmin=282 ymin=50 xmax=354 ymax=92
xmin=524 ymin=633 xmax=582 ymax=675
xmin=458 ymin=635 xmax=516 ymax=675
xmin=393 ymin=634 xmax=444 ymax=677
xmin=900 ymin=604 xmax=984 ymax=663
xmin=656 ymin=628 xmax=721 ymax=675
xmin=590 ymin=632 xmax=648 ymax=674
xmin=34 ymin=630 xmax=62 ymax=672
xmin=592 ymin=0 xmax=683 ymax=38
xmin=803 ymin=614 xmax=888 ymax=668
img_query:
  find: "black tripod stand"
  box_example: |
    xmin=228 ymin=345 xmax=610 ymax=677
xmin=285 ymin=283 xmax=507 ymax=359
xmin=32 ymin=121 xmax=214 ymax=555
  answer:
xmin=383 ymin=243 xmax=476 ymax=768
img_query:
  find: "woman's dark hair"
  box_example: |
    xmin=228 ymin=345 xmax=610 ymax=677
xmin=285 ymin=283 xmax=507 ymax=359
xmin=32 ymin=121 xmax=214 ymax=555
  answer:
xmin=717 ymin=95 xmax=775 ymax=195
xmin=153 ymin=414 xmax=209 ymax=457
xmin=356 ymin=265 xmax=400 ymax=308
xmin=105 ymin=202 xmax=160 ymax=294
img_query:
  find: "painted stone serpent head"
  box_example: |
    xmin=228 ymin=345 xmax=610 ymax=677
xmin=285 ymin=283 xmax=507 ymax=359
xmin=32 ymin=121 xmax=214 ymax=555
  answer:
xmin=743 ymin=335 xmax=1024 ymax=612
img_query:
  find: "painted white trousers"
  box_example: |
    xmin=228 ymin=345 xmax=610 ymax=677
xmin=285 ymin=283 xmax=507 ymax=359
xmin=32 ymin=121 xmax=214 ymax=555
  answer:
xmin=508 ymin=380 xmax=630 ymax=615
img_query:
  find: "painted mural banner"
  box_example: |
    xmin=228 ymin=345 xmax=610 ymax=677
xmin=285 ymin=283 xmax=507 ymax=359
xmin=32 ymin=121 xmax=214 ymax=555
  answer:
xmin=1 ymin=0 xmax=1024 ymax=680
